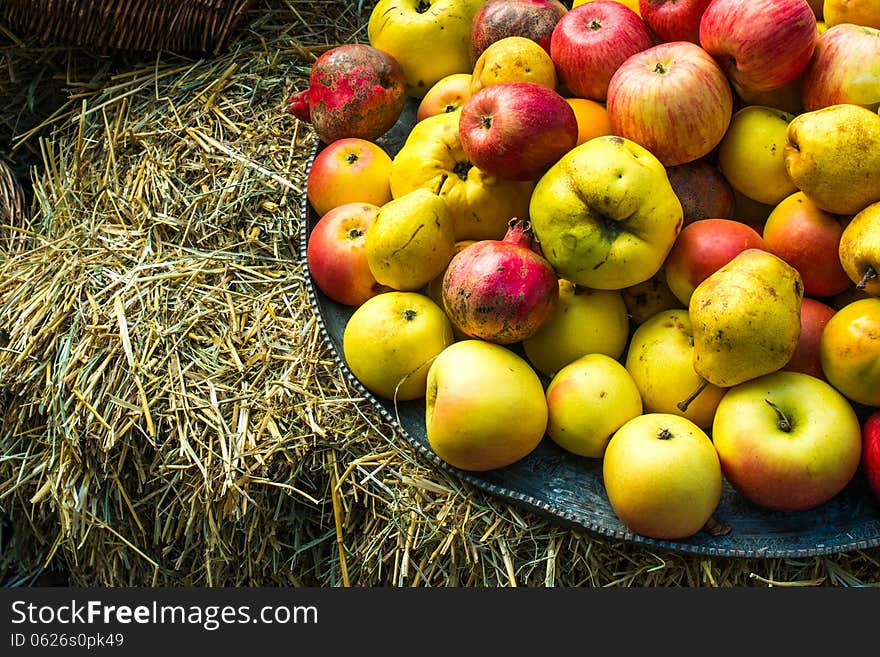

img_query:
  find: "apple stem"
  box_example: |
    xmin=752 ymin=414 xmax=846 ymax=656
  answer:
xmin=857 ymin=266 xmax=877 ymax=290
xmin=676 ymin=378 xmax=708 ymax=413
xmin=765 ymin=399 xmax=792 ymax=433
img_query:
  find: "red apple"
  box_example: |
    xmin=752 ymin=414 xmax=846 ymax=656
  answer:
xmin=762 ymin=191 xmax=851 ymax=298
xmin=606 ymin=40 xmax=733 ymax=166
xmin=664 ymin=218 xmax=766 ymax=305
xmin=862 ymin=409 xmax=880 ymax=504
xmin=782 ymin=297 xmax=836 ymax=380
xmin=306 ymin=202 xmax=391 ymax=307
xmin=699 ymin=0 xmax=817 ymax=94
xmin=801 ymin=23 xmax=880 ymax=112
xmin=458 ymin=82 xmax=578 ymax=181
xmin=550 ymin=1 xmax=653 ymax=102
xmin=639 ymin=0 xmax=714 ymax=44
xmin=470 ymin=0 xmax=568 ymax=62
xmin=665 ymin=159 xmax=736 ymax=225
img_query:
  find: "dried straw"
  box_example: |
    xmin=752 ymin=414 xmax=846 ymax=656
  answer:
xmin=0 ymin=0 xmax=878 ymax=588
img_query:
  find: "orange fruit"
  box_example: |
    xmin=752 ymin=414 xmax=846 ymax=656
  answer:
xmin=470 ymin=36 xmax=558 ymax=94
xmin=565 ymin=97 xmax=613 ymax=146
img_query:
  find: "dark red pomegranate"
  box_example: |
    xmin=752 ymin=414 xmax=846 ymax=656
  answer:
xmin=442 ymin=218 xmax=559 ymax=344
xmin=287 ymin=44 xmax=406 ymax=144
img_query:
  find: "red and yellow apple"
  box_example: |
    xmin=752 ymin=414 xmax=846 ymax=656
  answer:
xmin=782 ymin=296 xmax=836 ymax=381
xmin=699 ymin=0 xmax=817 ymax=95
xmin=801 ymin=23 xmax=880 ymax=112
xmin=306 ymin=202 xmax=391 ymax=307
xmin=458 ymin=82 xmax=578 ymax=181
xmin=665 ymin=159 xmax=736 ymax=225
xmin=307 ymin=137 xmax=393 ymax=216
xmin=416 ymin=73 xmax=474 ymax=122
xmin=425 ymin=339 xmax=549 ymax=471
xmin=862 ymin=409 xmax=880 ymax=504
xmin=712 ymin=370 xmax=862 ymax=512
xmin=550 ymin=1 xmax=653 ymax=101
xmin=607 ymin=40 xmax=733 ymax=167
xmin=663 ymin=218 xmax=766 ymax=306
xmin=639 ymin=0 xmax=713 ymax=44
xmin=762 ymin=191 xmax=851 ymax=298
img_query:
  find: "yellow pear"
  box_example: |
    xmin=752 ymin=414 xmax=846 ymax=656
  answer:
xmin=783 ymin=103 xmax=880 ymax=215
xmin=365 ymin=188 xmax=457 ymax=291
xmin=688 ymin=248 xmax=803 ymax=389
xmin=838 ymin=200 xmax=880 ymax=295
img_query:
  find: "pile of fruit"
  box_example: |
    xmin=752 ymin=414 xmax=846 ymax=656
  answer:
xmin=295 ymin=0 xmax=880 ymax=542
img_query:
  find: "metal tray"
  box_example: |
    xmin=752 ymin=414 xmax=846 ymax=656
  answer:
xmin=299 ymin=100 xmax=880 ymax=558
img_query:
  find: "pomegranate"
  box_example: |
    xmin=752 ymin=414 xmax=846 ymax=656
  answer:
xmin=442 ymin=218 xmax=559 ymax=344
xmin=288 ymin=44 xmax=407 ymax=144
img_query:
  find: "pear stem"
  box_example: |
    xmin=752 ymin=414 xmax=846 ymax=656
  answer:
xmin=677 ymin=378 xmax=708 ymax=413
xmin=765 ymin=399 xmax=792 ymax=432
xmin=857 ymin=265 xmax=877 ymax=290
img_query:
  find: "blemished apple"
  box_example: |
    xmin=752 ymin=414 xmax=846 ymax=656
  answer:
xmin=545 ymin=353 xmax=644 ymax=458
xmin=469 ymin=0 xmax=568 ymax=62
xmin=820 ymin=297 xmax=880 ymax=407
xmin=343 ymin=291 xmax=455 ymax=401
xmin=306 ymin=202 xmax=391 ymax=307
xmin=522 ymin=280 xmax=630 ymax=378
xmin=625 ymin=308 xmax=726 ymax=430
xmin=762 ymin=191 xmax=852 ymax=298
xmin=603 ymin=412 xmax=722 ymax=540
xmin=699 ymin=0 xmax=817 ymax=94
xmin=639 ymin=0 xmax=713 ymax=44
xmin=663 ymin=218 xmax=766 ymax=306
xmin=458 ymin=82 xmax=578 ymax=181
xmin=861 ymin=409 xmax=880 ymax=504
xmin=621 ymin=267 xmax=685 ymax=324
xmin=712 ymin=370 xmax=862 ymax=512
xmin=801 ymin=23 xmax=880 ymax=112
xmin=416 ymin=73 xmax=474 ymax=122
xmin=307 ymin=137 xmax=393 ymax=216
xmin=782 ymin=296 xmax=836 ymax=380
xmin=550 ymin=1 xmax=653 ymax=101
xmin=606 ymin=40 xmax=733 ymax=167
xmin=425 ymin=340 xmax=548 ymax=472
xmin=665 ymin=159 xmax=736 ymax=225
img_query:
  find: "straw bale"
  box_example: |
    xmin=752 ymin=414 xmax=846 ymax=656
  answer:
xmin=1 ymin=0 xmax=878 ymax=588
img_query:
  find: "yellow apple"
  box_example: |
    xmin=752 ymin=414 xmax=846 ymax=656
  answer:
xmin=425 ymin=340 xmax=548 ymax=471
xmin=522 ymin=279 xmax=630 ymax=378
xmin=529 ymin=135 xmax=683 ymax=290
xmin=343 ymin=291 xmax=454 ymax=401
xmin=624 ymin=309 xmax=726 ymax=430
xmin=368 ymin=0 xmax=486 ymax=98
xmin=603 ymin=413 xmax=722 ymax=540
xmin=545 ymin=353 xmax=643 ymax=458
xmin=390 ymin=110 xmax=536 ymax=241
xmin=717 ymin=105 xmax=799 ymax=206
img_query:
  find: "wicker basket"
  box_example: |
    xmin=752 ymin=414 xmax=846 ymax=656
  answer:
xmin=1 ymin=0 xmax=256 ymax=54
xmin=0 ymin=159 xmax=30 ymax=255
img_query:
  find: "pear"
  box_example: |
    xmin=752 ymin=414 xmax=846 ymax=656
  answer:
xmin=839 ymin=200 xmax=880 ymax=295
xmin=688 ymin=248 xmax=803 ymax=390
xmin=365 ymin=188 xmax=457 ymax=292
xmin=783 ymin=103 xmax=880 ymax=215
